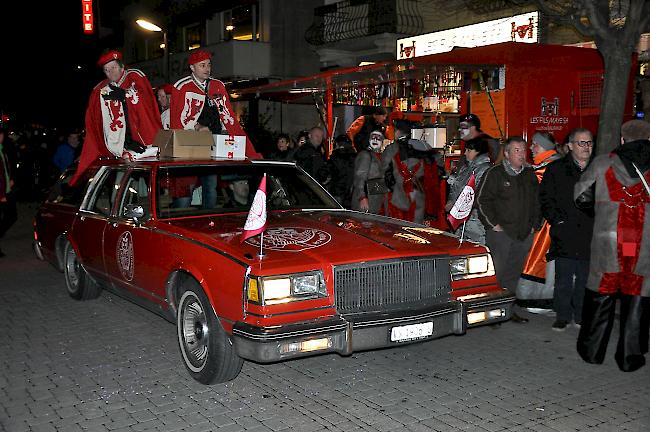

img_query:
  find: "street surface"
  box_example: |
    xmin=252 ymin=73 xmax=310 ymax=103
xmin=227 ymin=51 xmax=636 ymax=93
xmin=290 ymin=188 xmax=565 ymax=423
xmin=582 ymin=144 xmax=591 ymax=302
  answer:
xmin=1 ymin=203 xmax=649 ymax=432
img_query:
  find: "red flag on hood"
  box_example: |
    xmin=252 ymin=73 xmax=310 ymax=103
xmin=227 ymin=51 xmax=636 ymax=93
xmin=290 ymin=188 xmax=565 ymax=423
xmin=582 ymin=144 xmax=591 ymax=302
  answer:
xmin=447 ymin=173 xmax=476 ymax=231
xmin=241 ymin=174 xmax=267 ymax=243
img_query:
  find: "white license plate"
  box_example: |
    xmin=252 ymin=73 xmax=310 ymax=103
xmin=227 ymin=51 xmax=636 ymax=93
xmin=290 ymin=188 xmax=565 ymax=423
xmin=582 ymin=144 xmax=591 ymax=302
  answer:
xmin=390 ymin=322 xmax=434 ymax=342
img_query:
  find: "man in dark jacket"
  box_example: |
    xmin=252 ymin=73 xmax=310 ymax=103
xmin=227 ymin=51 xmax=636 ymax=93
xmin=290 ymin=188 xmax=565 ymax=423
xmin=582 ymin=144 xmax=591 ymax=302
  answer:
xmin=539 ymin=128 xmax=594 ymax=331
xmin=477 ymin=136 xmax=542 ymax=323
xmin=326 ymin=134 xmax=356 ymax=208
xmin=294 ymin=126 xmax=327 ymax=184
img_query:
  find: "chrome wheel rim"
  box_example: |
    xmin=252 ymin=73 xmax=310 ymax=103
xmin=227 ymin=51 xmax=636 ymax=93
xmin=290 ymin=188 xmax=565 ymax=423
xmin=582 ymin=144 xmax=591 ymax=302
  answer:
xmin=179 ymin=292 xmax=209 ymax=371
xmin=65 ymin=247 xmax=80 ymax=294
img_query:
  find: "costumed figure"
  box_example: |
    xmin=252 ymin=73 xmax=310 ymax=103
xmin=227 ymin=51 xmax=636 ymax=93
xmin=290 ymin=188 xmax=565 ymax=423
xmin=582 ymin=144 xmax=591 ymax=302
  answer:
xmin=575 ymin=120 xmax=650 ymax=372
xmin=170 ymin=49 xmax=260 ymax=158
xmin=445 ymin=136 xmax=492 ymax=244
xmin=518 ymin=132 xmax=562 ymax=309
xmin=72 ymin=50 xmax=161 ymax=184
xmin=458 ymin=113 xmax=501 ymax=163
xmin=382 ymin=120 xmax=444 ymax=225
xmin=352 ymin=130 xmax=386 ymax=214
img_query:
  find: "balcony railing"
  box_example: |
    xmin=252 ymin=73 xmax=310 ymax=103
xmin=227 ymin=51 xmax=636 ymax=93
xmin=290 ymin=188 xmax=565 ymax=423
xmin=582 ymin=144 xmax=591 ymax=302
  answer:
xmin=305 ymin=0 xmax=424 ymax=45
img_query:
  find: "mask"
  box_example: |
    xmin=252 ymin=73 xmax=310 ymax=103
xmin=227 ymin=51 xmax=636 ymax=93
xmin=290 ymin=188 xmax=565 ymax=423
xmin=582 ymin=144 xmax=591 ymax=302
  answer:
xmin=369 ymin=134 xmax=383 ymax=152
xmin=459 ymin=127 xmax=470 ymax=140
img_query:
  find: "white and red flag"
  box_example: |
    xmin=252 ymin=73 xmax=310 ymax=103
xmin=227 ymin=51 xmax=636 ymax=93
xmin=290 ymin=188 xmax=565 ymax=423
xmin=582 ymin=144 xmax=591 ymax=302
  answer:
xmin=241 ymin=174 xmax=267 ymax=243
xmin=447 ymin=173 xmax=476 ymax=231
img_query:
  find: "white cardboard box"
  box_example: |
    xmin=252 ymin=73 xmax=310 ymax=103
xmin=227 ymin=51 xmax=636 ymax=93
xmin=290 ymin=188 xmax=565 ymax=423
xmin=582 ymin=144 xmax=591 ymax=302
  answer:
xmin=211 ymin=134 xmax=246 ymax=159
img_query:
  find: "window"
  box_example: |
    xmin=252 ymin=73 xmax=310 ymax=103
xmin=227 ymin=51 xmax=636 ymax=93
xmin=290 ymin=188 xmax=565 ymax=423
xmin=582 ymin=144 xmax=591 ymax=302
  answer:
xmin=46 ymin=167 xmax=97 ymax=206
xmin=119 ymin=170 xmax=151 ymax=222
xmin=224 ymin=2 xmax=259 ymax=41
xmin=85 ymin=169 xmax=125 ymax=216
xmin=185 ymin=23 xmax=203 ymax=51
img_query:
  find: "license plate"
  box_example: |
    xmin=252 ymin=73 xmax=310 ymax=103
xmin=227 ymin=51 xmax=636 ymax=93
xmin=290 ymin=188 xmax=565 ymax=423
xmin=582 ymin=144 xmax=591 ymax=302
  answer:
xmin=390 ymin=322 xmax=434 ymax=342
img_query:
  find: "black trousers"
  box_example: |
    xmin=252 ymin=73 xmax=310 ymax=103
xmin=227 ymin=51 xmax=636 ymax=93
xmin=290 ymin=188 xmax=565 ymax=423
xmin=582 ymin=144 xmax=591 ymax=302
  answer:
xmin=577 ymin=290 xmax=650 ymax=372
xmin=0 ymin=192 xmax=17 ymax=238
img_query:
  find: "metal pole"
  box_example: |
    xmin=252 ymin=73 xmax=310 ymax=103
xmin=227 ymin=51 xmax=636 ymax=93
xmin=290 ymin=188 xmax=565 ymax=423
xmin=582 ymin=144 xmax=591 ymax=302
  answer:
xmin=163 ymin=31 xmax=169 ymax=83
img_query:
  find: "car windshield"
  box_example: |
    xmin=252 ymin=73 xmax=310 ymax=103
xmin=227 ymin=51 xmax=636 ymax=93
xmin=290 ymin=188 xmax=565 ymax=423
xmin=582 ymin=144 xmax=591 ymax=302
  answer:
xmin=156 ymin=163 xmax=340 ymax=218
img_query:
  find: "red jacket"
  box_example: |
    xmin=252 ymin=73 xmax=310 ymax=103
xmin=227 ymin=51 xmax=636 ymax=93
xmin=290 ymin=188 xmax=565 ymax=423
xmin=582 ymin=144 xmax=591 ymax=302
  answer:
xmin=170 ymin=75 xmax=260 ymax=158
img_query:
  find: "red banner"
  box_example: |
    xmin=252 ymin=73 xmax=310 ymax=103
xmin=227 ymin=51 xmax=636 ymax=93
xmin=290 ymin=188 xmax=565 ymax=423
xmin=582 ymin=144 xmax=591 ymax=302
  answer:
xmin=82 ymin=0 xmax=94 ymax=34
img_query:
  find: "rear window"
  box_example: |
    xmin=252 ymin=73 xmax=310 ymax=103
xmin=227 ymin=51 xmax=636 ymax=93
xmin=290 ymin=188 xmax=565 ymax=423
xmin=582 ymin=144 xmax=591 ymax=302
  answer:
xmin=46 ymin=166 xmax=97 ymax=206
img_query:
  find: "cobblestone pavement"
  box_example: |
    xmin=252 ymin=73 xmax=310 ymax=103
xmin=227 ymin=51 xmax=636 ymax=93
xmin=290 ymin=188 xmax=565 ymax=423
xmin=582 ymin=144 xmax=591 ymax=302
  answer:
xmin=1 ymin=203 xmax=649 ymax=432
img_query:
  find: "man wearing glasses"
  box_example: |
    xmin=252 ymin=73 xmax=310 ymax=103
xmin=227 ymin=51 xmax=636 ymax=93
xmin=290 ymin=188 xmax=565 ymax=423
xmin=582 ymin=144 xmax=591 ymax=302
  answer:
xmin=575 ymin=119 xmax=650 ymax=372
xmin=539 ymin=128 xmax=594 ymax=332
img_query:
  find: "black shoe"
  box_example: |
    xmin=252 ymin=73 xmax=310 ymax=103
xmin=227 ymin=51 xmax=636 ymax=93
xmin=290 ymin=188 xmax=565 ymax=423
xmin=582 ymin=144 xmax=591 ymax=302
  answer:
xmin=552 ymin=320 xmax=568 ymax=331
xmin=511 ymin=313 xmax=529 ymax=323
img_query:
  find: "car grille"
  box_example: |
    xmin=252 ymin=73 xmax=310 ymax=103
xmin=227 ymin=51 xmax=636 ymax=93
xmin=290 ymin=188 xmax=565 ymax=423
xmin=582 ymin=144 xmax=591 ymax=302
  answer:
xmin=333 ymin=257 xmax=451 ymax=314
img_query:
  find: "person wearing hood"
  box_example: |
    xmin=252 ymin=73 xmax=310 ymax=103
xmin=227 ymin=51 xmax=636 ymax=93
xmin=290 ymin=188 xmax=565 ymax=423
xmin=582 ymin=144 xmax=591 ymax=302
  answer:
xmin=382 ymin=120 xmax=443 ymax=224
xmin=445 ymin=137 xmax=492 ymax=244
xmin=574 ymin=119 xmax=650 ymax=372
xmin=518 ymin=131 xmax=564 ymax=310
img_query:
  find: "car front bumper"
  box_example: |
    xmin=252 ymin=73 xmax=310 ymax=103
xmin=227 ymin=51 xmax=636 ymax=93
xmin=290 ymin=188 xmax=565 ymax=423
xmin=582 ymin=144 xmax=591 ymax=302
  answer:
xmin=232 ymin=289 xmax=514 ymax=363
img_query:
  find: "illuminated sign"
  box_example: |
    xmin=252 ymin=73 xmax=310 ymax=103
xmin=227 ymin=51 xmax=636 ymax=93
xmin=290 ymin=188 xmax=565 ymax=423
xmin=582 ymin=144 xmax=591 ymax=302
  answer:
xmin=397 ymin=11 xmax=539 ymax=59
xmin=82 ymin=0 xmax=94 ymax=34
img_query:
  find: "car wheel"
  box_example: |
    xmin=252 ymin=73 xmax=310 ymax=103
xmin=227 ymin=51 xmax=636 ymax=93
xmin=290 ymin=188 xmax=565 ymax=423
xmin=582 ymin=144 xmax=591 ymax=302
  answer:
xmin=63 ymin=241 xmax=101 ymax=300
xmin=177 ymin=280 xmax=243 ymax=384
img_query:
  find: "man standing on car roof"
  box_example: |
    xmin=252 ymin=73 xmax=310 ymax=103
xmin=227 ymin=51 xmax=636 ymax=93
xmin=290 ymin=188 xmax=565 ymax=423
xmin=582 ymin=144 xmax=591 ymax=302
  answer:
xmin=170 ymin=49 xmax=260 ymax=158
xmin=72 ymin=50 xmax=161 ymax=184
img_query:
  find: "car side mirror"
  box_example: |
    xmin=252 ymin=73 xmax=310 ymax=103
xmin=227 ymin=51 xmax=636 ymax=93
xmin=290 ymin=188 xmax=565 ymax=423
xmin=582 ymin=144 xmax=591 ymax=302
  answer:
xmin=124 ymin=204 xmax=145 ymax=223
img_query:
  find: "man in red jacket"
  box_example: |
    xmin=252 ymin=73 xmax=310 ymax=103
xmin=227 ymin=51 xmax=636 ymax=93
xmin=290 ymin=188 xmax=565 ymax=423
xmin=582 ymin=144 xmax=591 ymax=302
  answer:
xmin=73 ymin=50 xmax=161 ymax=183
xmin=170 ymin=49 xmax=259 ymax=158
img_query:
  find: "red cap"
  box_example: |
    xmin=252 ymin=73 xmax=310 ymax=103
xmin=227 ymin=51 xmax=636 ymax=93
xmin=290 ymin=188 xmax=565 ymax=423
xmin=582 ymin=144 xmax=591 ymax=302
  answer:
xmin=159 ymin=84 xmax=173 ymax=95
xmin=97 ymin=50 xmax=122 ymax=67
xmin=188 ymin=50 xmax=211 ymax=65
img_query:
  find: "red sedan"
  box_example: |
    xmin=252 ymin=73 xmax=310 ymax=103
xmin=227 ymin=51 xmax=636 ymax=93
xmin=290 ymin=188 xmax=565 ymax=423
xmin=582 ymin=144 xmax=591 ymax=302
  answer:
xmin=34 ymin=158 xmax=514 ymax=384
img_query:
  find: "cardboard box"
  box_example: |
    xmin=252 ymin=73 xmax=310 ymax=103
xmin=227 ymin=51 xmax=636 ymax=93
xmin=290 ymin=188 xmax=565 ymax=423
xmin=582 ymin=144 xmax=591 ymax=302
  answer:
xmin=154 ymin=129 xmax=214 ymax=159
xmin=211 ymin=134 xmax=246 ymax=159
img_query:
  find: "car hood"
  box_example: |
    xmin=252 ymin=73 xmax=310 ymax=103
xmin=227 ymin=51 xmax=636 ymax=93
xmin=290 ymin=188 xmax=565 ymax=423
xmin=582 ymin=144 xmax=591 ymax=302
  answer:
xmin=158 ymin=210 xmax=486 ymax=271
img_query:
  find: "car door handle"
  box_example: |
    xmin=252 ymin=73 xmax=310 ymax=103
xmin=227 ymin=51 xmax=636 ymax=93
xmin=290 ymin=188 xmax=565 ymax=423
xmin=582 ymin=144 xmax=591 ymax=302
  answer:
xmin=112 ymin=222 xmax=118 ymax=228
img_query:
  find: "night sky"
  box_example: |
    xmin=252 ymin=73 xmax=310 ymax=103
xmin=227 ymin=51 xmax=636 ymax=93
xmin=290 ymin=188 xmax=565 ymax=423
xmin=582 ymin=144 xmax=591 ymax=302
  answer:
xmin=1 ymin=1 xmax=125 ymax=133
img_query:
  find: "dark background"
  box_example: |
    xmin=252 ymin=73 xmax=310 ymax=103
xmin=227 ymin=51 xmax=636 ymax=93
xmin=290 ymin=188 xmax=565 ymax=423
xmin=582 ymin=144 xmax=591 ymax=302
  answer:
xmin=0 ymin=1 xmax=126 ymax=132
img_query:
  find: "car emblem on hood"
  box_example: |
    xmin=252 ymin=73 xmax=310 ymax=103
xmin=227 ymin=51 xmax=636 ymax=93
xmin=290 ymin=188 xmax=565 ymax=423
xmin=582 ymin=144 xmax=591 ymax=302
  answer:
xmin=245 ymin=227 xmax=331 ymax=252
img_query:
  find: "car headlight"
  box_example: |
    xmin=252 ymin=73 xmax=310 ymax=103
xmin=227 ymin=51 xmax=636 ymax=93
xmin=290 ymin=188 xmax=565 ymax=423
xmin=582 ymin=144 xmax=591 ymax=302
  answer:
xmin=247 ymin=271 xmax=327 ymax=305
xmin=449 ymin=254 xmax=495 ymax=280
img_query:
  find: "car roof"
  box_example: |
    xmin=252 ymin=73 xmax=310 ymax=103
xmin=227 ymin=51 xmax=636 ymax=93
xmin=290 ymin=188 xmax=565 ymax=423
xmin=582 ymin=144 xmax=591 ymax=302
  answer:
xmin=91 ymin=157 xmax=295 ymax=170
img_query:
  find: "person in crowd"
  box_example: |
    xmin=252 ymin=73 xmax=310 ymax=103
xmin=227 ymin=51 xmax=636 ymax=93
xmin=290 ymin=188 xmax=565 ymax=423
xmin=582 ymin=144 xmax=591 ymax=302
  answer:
xmin=458 ymin=113 xmax=501 ymax=163
xmin=382 ymin=120 xmax=443 ymax=224
xmin=52 ymin=131 xmax=80 ymax=173
xmin=170 ymin=49 xmax=260 ymax=158
xmin=157 ymin=84 xmax=173 ymax=130
xmin=477 ymin=136 xmax=542 ymax=323
xmin=296 ymin=130 xmax=309 ymax=148
xmin=224 ymin=177 xmax=251 ymax=208
xmin=352 ymin=130 xmax=386 ymax=214
xmin=327 ymin=134 xmax=356 ymax=208
xmin=294 ymin=126 xmax=327 ymax=183
xmin=539 ymin=128 xmax=594 ymax=332
xmin=519 ymin=131 xmax=563 ymax=309
xmin=347 ymin=106 xmax=391 ymax=152
xmin=575 ymin=119 xmax=650 ymax=372
xmin=445 ymin=137 xmax=492 ymax=244
xmin=0 ymin=128 xmax=17 ymax=257
xmin=72 ymin=50 xmax=161 ymax=184
xmin=269 ymin=133 xmax=295 ymax=161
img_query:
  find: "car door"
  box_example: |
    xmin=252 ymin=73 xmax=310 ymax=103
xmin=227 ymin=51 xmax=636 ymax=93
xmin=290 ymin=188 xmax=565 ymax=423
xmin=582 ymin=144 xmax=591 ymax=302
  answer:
xmin=102 ymin=168 xmax=166 ymax=306
xmin=73 ymin=167 xmax=127 ymax=284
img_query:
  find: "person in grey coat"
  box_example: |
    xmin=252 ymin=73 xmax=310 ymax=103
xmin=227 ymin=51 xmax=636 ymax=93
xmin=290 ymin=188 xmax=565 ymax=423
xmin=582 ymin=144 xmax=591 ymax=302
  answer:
xmin=352 ymin=130 xmax=385 ymax=214
xmin=446 ymin=137 xmax=492 ymax=244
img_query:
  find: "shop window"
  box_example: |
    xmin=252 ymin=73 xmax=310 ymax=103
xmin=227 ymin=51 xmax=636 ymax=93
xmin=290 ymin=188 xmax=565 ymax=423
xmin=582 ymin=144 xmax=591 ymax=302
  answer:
xmin=223 ymin=2 xmax=259 ymax=41
xmin=184 ymin=23 xmax=203 ymax=50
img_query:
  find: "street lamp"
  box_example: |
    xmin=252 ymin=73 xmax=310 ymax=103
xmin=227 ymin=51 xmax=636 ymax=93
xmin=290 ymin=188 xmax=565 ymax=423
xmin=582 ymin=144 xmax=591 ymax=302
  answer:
xmin=136 ymin=18 xmax=169 ymax=83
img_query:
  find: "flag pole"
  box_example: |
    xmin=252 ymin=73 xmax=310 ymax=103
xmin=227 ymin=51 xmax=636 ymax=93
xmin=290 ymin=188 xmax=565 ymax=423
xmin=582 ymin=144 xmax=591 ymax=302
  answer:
xmin=258 ymin=231 xmax=265 ymax=259
xmin=459 ymin=221 xmax=466 ymax=244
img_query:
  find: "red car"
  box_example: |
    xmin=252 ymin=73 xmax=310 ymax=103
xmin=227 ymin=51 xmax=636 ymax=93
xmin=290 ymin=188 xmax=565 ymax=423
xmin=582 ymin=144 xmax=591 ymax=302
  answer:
xmin=34 ymin=158 xmax=514 ymax=384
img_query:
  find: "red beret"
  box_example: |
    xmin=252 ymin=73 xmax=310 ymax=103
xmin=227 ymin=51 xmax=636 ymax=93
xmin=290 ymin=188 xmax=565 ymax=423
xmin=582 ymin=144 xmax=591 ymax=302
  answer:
xmin=159 ymin=84 xmax=173 ymax=95
xmin=97 ymin=50 xmax=122 ymax=67
xmin=188 ymin=50 xmax=211 ymax=65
